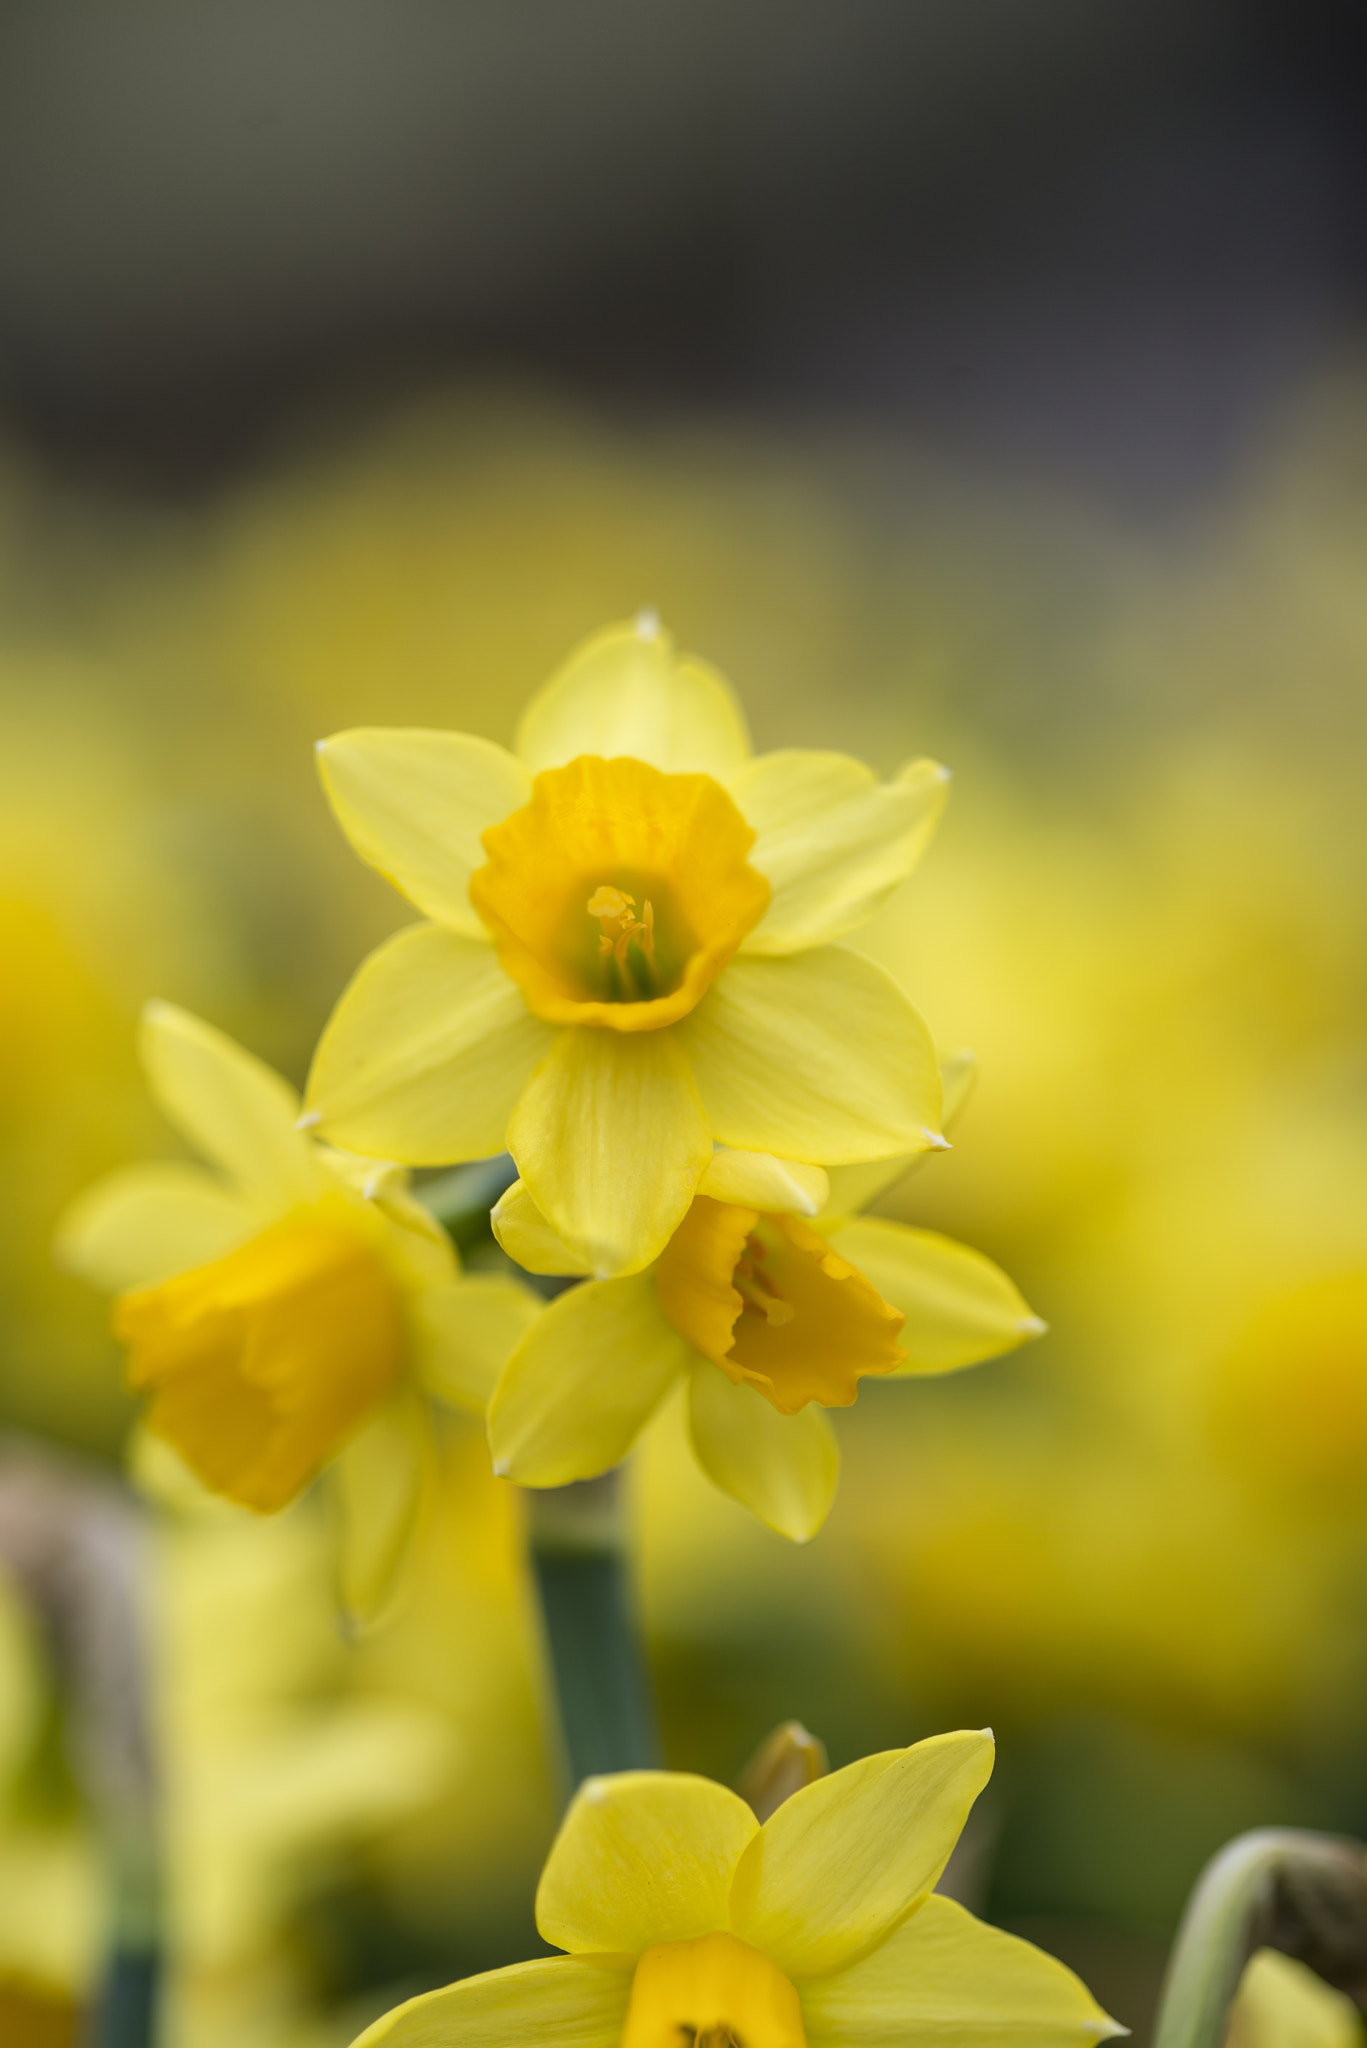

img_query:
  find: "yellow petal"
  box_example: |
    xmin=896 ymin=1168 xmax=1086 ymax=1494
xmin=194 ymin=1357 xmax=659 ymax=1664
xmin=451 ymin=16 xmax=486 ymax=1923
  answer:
xmin=507 ymin=1027 xmax=711 ymax=1277
xmin=687 ymin=1364 xmax=839 ymax=1542
xmin=350 ymin=1954 xmax=633 ymax=2048
xmin=699 ymin=1150 xmax=829 ymax=1217
xmin=1228 ymin=1949 xmax=1361 ymax=2048
xmin=488 ymin=1275 xmax=690 ymax=1485
xmin=491 ymin=1179 xmax=593 ymax=1276
xmin=680 ymin=950 xmax=943 ymax=1163
xmin=140 ymin=1001 xmax=318 ymax=1205
xmin=731 ymin=753 xmax=949 ymax=955
xmin=306 ymin=923 xmax=554 ymax=1163
xmin=801 ymin=1893 xmax=1125 ymax=2048
xmin=413 ymin=1274 xmax=543 ymax=1413
xmin=329 ymin=1391 xmax=434 ymax=1632
xmin=536 ymin=1769 xmax=758 ymax=1955
xmin=822 ymin=1050 xmax=975 ymax=1219
xmin=54 ymin=1163 xmax=255 ymax=1292
xmin=824 ymin=1220 xmax=1043 ymax=1373
xmin=729 ymin=1731 xmax=995 ymax=1978
xmin=317 ymin=727 xmax=531 ymax=933
xmin=517 ymin=617 xmax=751 ymax=778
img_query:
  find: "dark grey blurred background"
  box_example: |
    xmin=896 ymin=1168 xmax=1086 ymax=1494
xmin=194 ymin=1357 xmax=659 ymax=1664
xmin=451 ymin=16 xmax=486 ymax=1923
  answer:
xmin=0 ymin=0 xmax=1362 ymax=514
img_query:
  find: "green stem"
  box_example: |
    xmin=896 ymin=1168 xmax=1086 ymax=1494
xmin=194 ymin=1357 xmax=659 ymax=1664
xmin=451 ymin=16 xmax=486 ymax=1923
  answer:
xmin=1152 ymin=1828 xmax=1367 ymax=2048
xmin=526 ymin=1469 xmax=662 ymax=1787
xmin=419 ymin=1156 xmax=519 ymax=1252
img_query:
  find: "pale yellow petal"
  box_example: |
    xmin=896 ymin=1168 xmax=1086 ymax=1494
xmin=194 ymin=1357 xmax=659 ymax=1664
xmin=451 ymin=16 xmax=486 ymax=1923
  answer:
xmin=491 ymin=1179 xmax=593 ymax=1276
xmin=488 ymin=1275 xmax=690 ymax=1485
xmin=822 ymin=1051 xmax=975 ymax=1219
xmin=306 ymin=923 xmax=554 ymax=1163
xmin=517 ymin=618 xmax=750 ymax=778
xmin=350 ymin=1955 xmax=633 ymax=2048
xmin=317 ymin=728 xmax=530 ymax=934
xmin=729 ymin=1731 xmax=995 ymax=1978
xmin=140 ymin=1001 xmax=318 ymax=1204
xmin=329 ymin=1392 xmax=434 ymax=1632
xmin=698 ymin=1150 xmax=829 ymax=1218
xmin=801 ymin=1893 xmax=1125 ymax=2048
xmin=687 ymin=1364 xmax=839 ymax=1542
xmin=681 ymin=950 xmax=943 ymax=1163
xmin=413 ymin=1275 xmax=543 ymax=1413
xmin=1228 ymin=1949 xmax=1361 ymax=2048
xmin=536 ymin=1769 xmax=758 ymax=1955
xmin=825 ymin=1220 xmax=1043 ymax=1373
xmin=54 ymin=1163 xmax=255 ymax=1292
xmin=732 ymin=753 xmax=949 ymax=955
xmin=507 ymin=1027 xmax=711 ymax=1278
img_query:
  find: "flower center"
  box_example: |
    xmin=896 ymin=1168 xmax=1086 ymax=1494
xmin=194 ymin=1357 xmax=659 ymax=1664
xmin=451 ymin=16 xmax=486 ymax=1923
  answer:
xmin=620 ymin=1933 xmax=806 ymax=2048
xmin=469 ymin=755 xmax=769 ymax=1033
xmin=113 ymin=1216 xmax=405 ymax=1512
xmin=654 ymin=1196 xmax=906 ymax=1414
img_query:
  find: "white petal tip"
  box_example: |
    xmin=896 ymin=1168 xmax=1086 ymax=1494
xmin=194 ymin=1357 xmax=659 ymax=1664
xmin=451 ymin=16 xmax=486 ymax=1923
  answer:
xmin=295 ymin=1109 xmax=321 ymax=1131
xmin=937 ymin=763 xmax=953 ymax=781
xmin=981 ymin=1726 xmax=995 ymax=1741
xmin=634 ymin=606 xmax=660 ymax=640
xmin=921 ymin=1128 xmax=952 ymax=1151
xmin=491 ymin=1458 xmax=510 ymax=1479
xmin=362 ymin=1173 xmax=382 ymax=1200
xmin=1020 ymin=1315 xmax=1048 ymax=1337
xmin=141 ymin=996 xmax=173 ymax=1022
xmin=582 ymin=1777 xmax=608 ymax=1803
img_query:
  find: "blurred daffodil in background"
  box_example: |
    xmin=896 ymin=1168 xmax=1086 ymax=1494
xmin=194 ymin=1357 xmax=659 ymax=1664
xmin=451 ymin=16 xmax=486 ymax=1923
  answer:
xmin=57 ymin=1002 xmax=538 ymax=1622
xmin=307 ymin=617 xmax=949 ymax=1277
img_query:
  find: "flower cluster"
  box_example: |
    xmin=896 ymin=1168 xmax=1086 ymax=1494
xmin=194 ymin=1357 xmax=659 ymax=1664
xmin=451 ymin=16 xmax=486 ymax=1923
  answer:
xmin=61 ymin=615 xmax=1041 ymax=1562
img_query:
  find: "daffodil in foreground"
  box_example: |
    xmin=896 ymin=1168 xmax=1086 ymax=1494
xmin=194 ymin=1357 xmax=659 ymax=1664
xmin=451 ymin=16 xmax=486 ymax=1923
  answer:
xmin=57 ymin=1002 xmax=539 ymax=1620
xmin=487 ymin=1062 xmax=1042 ymax=1539
xmin=306 ymin=615 xmax=950 ymax=1279
xmin=352 ymin=1729 xmax=1121 ymax=2048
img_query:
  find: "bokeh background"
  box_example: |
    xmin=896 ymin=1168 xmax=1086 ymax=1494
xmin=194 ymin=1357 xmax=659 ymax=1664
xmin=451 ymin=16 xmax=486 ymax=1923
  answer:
xmin=2 ymin=5 xmax=1366 ymax=2043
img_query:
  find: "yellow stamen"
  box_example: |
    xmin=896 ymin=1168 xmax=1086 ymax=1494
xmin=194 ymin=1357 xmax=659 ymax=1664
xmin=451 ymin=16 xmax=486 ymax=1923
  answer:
xmin=588 ymin=881 xmax=658 ymax=973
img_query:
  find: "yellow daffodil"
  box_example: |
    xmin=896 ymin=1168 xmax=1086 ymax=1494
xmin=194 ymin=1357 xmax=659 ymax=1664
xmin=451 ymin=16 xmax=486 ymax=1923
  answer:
xmin=352 ymin=1730 xmax=1121 ymax=2048
xmin=305 ymin=616 xmax=950 ymax=1279
xmin=486 ymin=1057 xmax=1042 ymax=1540
xmin=56 ymin=1002 xmax=539 ymax=1620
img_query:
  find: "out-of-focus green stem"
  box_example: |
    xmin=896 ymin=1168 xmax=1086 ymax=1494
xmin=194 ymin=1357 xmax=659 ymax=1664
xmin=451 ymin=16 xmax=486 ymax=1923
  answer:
xmin=418 ymin=1155 xmax=519 ymax=1252
xmin=1152 ymin=1828 xmax=1367 ymax=2048
xmin=526 ymin=1469 xmax=661 ymax=1787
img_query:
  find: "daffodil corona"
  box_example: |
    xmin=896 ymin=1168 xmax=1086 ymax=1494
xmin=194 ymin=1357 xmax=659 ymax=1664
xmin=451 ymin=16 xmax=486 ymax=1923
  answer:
xmin=56 ymin=1003 xmax=539 ymax=1620
xmin=306 ymin=617 xmax=950 ymax=1278
xmin=487 ymin=1082 xmax=1043 ymax=1540
xmin=349 ymin=1732 xmax=1122 ymax=2048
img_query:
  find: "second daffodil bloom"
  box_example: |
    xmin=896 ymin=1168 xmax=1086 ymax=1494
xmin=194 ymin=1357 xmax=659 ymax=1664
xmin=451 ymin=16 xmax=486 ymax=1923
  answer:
xmin=306 ymin=616 xmax=950 ymax=1278
xmin=351 ymin=1730 xmax=1123 ymax=2048
xmin=56 ymin=1002 xmax=539 ymax=1621
xmin=486 ymin=1064 xmax=1043 ymax=1540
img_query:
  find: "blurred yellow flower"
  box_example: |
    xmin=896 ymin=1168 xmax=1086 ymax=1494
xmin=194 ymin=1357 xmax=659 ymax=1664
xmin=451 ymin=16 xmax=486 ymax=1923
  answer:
xmin=487 ymin=1091 xmax=1040 ymax=1539
xmin=307 ymin=616 xmax=949 ymax=1278
xmin=1226 ymin=1949 xmax=1364 ymax=2048
xmin=57 ymin=1002 xmax=538 ymax=1620
xmin=351 ymin=1731 xmax=1119 ymax=2048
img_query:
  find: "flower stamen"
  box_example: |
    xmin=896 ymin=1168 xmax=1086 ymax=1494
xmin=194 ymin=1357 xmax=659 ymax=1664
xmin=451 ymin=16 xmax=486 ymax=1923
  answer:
xmin=588 ymin=884 xmax=657 ymax=970
xmin=734 ymin=1236 xmax=795 ymax=1327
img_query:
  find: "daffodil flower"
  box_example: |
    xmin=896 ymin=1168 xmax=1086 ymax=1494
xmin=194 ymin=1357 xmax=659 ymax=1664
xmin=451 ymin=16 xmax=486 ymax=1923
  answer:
xmin=350 ymin=1731 xmax=1122 ymax=2048
xmin=56 ymin=1003 xmax=539 ymax=1622
xmin=306 ymin=616 xmax=950 ymax=1279
xmin=486 ymin=1064 xmax=1043 ymax=1540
